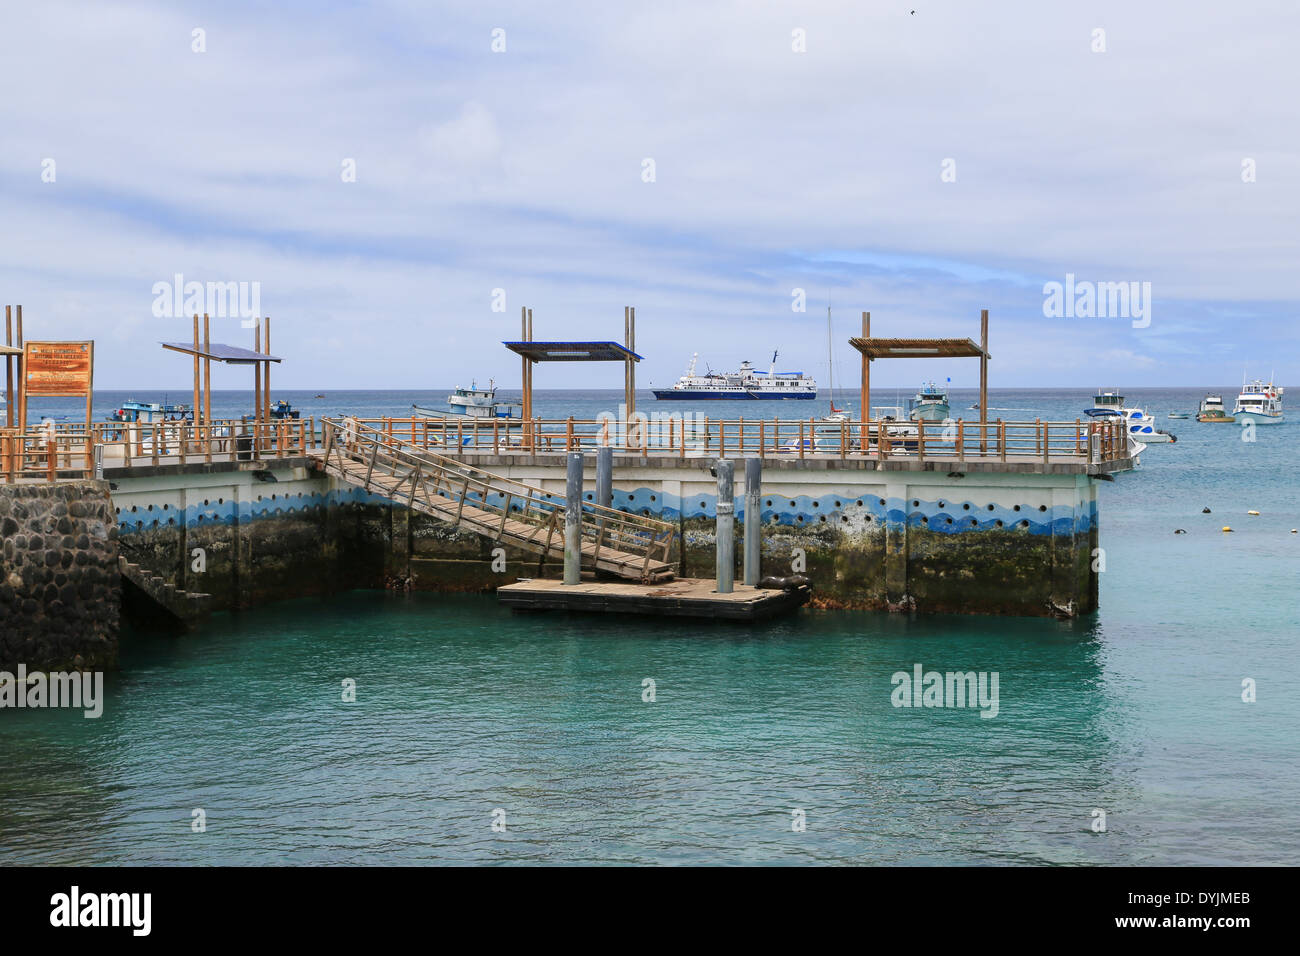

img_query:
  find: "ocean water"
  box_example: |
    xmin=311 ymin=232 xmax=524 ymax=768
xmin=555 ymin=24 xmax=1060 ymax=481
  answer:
xmin=2 ymin=388 xmax=1297 ymax=865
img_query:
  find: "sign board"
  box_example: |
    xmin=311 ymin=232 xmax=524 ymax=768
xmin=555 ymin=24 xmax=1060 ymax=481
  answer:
xmin=24 ymin=341 xmax=93 ymax=396
xmin=19 ymin=340 xmax=94 ymax=430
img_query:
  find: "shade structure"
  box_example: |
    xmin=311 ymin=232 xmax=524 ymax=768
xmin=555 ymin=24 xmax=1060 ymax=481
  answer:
xmin=503 ymin=341 xmax=642 ymax=363
xmin=848 ymin=337 xmax=990 ymax=360
xmin=161 ymin=342 xmax=282 ymax=364
xmin=851 ymin=312 xmax=992 ymax=448
xmin=511 ymin=310 xmax=641 ymax=448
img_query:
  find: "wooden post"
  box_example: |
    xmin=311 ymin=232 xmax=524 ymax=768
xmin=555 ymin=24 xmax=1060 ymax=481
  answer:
xmin=254 ymin=323 xmax=262 ymax=432
xmin=860 ymin=311 xmax=870 ymax=447
xmin=202 ymin=313 xmax=211 ymax=426
xmin=263 ymin=316 xmax=271 ymax=423
xmin=191 ymin=313 xmax=200 ymax=443
xmin=4 ymin=305 xmax=12 ymax=429
xmin=979 ymin=308 xmax=989 ymax=452
xmin=628 ymin=306 xmax=636 ymax=419
xmin=16 ymin=305 xmax=25 ymax=433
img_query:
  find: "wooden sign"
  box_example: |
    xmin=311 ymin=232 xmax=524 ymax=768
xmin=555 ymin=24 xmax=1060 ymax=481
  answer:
xmin=24 ymin=341 xmax=93 ymax=396
xmin=20 ymin=340 xmax=94 ymax=430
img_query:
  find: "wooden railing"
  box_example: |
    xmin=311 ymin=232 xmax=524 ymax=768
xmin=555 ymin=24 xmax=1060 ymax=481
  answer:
xmin=321 ymin=415 xmax=1132 ymax=465
xmin=319 ymin=418 xmax=676 ymax=580
xmin=1 ymin=417 xmax=319 ymax=482
xmin=1 ymin=413 xmax=1131 ymax=482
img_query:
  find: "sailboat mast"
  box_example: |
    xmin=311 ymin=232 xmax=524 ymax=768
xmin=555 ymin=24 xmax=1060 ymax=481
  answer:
xmin=827 ymin=300 xmax=834 ymax=408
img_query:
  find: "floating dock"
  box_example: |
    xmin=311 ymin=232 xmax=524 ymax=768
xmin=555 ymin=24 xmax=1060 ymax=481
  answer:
xmin=497 ymin=578 xmax=809 ymax=621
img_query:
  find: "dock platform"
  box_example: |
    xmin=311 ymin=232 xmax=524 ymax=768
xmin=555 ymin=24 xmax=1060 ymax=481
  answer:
xmin=497 ymin=578 xmax=810 ymax=621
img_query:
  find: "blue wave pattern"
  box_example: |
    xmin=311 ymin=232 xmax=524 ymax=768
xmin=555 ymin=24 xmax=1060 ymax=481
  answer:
xmin=114 ymin=486 xmax=384 ymax=533
xmin=612 ymin=487 xmax=1095 ymax=536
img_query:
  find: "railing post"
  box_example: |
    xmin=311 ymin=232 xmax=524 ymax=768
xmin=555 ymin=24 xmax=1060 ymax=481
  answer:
xmin=955 ymin=419 xmax=964 ymax=460
xmin=916 ymin=419 xmax=925 ymax=462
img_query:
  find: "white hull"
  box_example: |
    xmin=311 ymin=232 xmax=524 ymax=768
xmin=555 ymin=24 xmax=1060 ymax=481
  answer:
xmin=1234 ymin=412 xmax=1284 ymax=426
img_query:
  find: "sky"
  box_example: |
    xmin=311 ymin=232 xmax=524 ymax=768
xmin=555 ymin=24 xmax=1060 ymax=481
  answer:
xmin=1 ymin=0 xmax=1297 ymax=391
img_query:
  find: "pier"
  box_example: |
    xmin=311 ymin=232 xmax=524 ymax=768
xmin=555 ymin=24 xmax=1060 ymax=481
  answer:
xmin=1 ymin=306 xmax=1138 ymax=673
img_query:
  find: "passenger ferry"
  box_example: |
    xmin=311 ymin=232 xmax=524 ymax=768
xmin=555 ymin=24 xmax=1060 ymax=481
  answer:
xmin=1084 ymin=390 xmax=1174 ymax=442
xmin=653 ymin=352 xmax=816 ymax=400
xmin=1232 ymin=379 xmax=1284 ymax=426
xmin=1196 ymin=394 xmax=1233 ymax=423
xmin=413 ymin=380 xmax=521 ymax=421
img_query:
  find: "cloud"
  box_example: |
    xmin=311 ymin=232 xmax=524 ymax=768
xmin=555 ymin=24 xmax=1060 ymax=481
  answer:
xmin=0 ymin=0 xmax=1296 ymax=388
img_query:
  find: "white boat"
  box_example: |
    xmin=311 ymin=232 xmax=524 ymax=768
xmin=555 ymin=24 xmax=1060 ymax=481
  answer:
xmin=1196 ymin=394 xmax=1233 ymax=422
xmin=653 ymin=352 xmax=816 ymax=400
xmin=413 ymin=380 xmax=521 ymax=421
xmin=1232 ymin=378 xmax=1284 ymax=426
xmin=1084 ymin=390 xmax=1175 ymax=443
xmin=908 ymin=381 xmax=950 ymax=423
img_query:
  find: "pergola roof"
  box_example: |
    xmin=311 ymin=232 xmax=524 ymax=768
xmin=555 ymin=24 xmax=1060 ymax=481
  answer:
xmin=0 ymin=344 xmax=21 ymax=356
xmin=849 ymin=337 xmax=990 ymax=360
xmin=503 ymin=341 xmax=642 ymax=362
xmin=161 ymin=342 xmax=282 ymax=364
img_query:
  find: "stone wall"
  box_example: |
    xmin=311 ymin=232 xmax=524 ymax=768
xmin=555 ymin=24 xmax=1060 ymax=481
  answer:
xmin=0 ymin=481 xmax=120 ymax=671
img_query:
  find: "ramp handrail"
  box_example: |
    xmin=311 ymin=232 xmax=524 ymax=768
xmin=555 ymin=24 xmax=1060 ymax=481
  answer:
xmin=319 ymin=417 xmax=676 ymax=578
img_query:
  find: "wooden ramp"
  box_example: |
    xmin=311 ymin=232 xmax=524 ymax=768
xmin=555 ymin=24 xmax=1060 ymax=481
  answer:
xmin=314 ymin=418 xmax=676 ymax=583
xmin=497 ymin=578 xmax=809 ymax=622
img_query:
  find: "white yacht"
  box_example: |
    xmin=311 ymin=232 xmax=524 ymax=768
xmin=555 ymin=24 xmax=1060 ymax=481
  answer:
xmin=1084 ymin=390 xmax=1174 ymax=443
xmin=1232 ymin=379 xmax=1284 ymax=426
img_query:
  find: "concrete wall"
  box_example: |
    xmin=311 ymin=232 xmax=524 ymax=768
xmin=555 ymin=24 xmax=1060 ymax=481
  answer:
xmin=106 ymin=456 xmax=1101 ymax=619
xmin=0 ymin=481 xmax=120 ymax=670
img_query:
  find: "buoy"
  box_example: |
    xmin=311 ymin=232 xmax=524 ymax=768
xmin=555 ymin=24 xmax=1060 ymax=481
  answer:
xmin=1247 ymin=510 xmax=1260 ymax=516
xmin=1202 ymin=507 xmax=1211 ymax=514
xmin=1222 ymin=526 xmax=1233 ymax=532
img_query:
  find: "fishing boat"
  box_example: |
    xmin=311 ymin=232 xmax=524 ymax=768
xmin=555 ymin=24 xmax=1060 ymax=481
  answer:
xmin=106 ymin=399 xmax=192 ymax=424
xmin=269 ymin=399 xmax=300 ymax=420
xmin=1232 ymin=379 xmax=1284 ymax=426
xmin=1168 ymin=412 xmax=1190 ymax=419
xmin=652 ymin=352 xmax=816 ymax=400
xmin=413 ymin=380 xmax=521 ymax=421
xmin=909 ymin=381 xmax=951 ymax=423
xmin=1084 ymin=390 xmax=1175 ymax=443
xmin=1196 ymin=394 xmax=1233 ymax=422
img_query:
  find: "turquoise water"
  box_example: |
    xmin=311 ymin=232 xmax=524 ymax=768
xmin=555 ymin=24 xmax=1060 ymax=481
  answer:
xmin=2 ymin=389 xmax=1297 ymax=865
